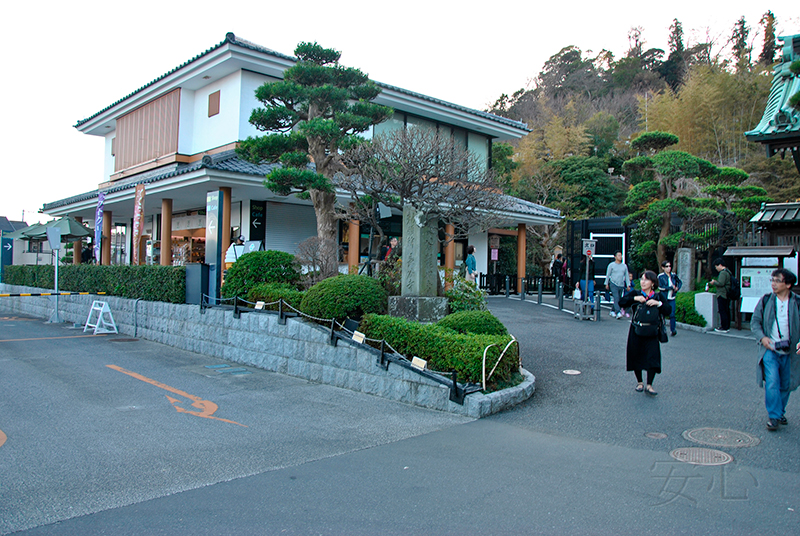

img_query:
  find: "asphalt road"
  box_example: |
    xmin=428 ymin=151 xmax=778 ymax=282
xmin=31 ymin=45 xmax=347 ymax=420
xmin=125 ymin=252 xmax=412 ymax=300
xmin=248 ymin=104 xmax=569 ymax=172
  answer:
xmin=1 ymin=298 xmax=798 ymax=535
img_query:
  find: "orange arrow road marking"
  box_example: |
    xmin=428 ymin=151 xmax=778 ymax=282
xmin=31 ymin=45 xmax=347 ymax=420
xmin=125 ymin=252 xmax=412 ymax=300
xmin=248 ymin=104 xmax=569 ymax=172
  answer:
xmin=0 ymin=429 xmax=6 ymax=448
xmin=107 ymin=365 xmax=246 ymax=427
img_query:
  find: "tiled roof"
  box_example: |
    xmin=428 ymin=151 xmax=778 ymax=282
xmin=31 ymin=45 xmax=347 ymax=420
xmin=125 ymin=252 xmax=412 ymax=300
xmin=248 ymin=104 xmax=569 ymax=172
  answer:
xmin=0 ymin=217 xmax=29 ymax=233
xmin=750 ymin=202 xmax=800 ymax=224
xmin=42 ymin=151 xmax=560 ymax=221
xmin=74 ymin=33 xmax=528 ymax=133
xmin=744 ymin=34 xmax=800 ymax=143
xmin=42 ymin=151 xmax=278 ymax=210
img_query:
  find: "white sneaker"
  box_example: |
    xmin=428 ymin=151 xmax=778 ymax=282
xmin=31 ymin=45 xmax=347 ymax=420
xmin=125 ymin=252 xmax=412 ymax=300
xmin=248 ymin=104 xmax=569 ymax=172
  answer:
xmin=609 ymin=311 xmax=617 ymax=317
xmin=616 ymin=312 xmax=623 ymax=319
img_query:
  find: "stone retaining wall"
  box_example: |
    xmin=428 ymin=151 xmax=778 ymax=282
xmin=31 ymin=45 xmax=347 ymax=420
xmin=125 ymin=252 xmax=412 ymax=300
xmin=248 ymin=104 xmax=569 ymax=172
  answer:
xmin=0 ymin=283 xmax=535 ymax=417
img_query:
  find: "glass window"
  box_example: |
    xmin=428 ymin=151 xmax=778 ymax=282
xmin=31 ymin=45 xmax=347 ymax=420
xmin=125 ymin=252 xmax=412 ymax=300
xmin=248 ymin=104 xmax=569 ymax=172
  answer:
xmin=406 ymin=115 xmax=437 ymax=133
xmin=468 ymin=132 xmax=489 ymax=175
xmin=374 ymin=112 xmax=405 ymax=138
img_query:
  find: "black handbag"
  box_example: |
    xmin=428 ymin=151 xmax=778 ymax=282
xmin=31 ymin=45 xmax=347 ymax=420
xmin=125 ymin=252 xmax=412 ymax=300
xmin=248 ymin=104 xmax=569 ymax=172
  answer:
xmin=658 ymin=315 xmax=669 ymax=343
xmin=633 ymin=304 xmax=661 ymax=337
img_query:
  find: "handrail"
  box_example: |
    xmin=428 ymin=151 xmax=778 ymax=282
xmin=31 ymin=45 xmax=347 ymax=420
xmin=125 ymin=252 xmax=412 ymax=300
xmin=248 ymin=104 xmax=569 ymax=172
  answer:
xmin=482 ymin=335 xmax=518 ymax=388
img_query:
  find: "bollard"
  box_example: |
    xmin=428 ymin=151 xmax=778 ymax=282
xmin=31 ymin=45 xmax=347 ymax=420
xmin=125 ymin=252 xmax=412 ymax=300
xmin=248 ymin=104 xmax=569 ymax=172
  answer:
xmin=537 ymin=277 xmax=543 ymax=304
xmin=521 ymin=279 xmax=526 ymax=301
xmin=505 ymin=275 xmax=510 ymax=298
xmin=557 ymin=282 xmax=564 ymax=310
xmin=595 ymin=291 xmax=602 ymax=322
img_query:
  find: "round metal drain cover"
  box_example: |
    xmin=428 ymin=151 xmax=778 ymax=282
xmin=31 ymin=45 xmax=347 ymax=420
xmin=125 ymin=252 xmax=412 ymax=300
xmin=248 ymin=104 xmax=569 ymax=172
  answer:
xmin=670 ymin=447 xmax=733 ymax=465
xmin=682 ymin=428 xmax=760 ymax=448
xmin=562 ymin=370 xmax=581 ymax=375
xmin=645 ymin=432 xmax=668 ymax=439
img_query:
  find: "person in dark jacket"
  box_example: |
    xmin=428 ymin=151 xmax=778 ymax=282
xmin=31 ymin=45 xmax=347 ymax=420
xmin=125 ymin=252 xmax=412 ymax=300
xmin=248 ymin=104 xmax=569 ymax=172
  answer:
xmin=658 ymin=260 xmax=682 ymax=336
xmin=618 ymin=270 xmax=672 ymax=396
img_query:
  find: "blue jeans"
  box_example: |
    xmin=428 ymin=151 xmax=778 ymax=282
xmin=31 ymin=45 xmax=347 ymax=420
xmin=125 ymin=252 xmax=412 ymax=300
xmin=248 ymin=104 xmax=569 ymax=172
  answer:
xmin=665 ymin=298 xmax=676 ymax=333
xmin=579 ymin=280 xmax=595 ymax=309
xmin=609 ymin=283 xmax=624 ymax=314
xmin=763 ymin=349 xmax=791 ymax=419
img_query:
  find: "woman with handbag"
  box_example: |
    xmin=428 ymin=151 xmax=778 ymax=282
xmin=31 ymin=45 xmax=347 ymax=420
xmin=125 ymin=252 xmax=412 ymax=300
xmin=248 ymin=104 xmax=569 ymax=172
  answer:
xmin=618 ymin=270 xmax=672 ymax=396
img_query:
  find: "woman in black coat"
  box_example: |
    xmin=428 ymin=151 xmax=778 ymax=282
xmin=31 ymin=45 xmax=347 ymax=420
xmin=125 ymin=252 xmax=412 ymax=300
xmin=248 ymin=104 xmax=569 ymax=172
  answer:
xmin=618 ymin=270 xmax=671 ymax=396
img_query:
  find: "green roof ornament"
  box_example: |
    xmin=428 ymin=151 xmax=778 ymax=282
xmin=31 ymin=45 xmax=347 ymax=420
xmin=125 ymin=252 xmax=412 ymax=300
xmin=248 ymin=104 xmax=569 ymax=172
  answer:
xmin=745 ymin=34 xmax=800 ymax=173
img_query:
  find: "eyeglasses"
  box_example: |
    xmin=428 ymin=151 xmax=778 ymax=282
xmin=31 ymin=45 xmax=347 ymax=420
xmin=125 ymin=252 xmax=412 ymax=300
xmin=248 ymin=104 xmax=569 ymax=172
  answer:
xmin=664 ymin=264 xmax=671 ymax=268
xmin=771 ymin=278 xmax=786 ymax=284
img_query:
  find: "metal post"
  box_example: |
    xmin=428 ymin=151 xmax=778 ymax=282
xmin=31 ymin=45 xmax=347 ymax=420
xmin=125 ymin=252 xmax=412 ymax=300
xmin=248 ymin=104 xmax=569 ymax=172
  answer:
xmin=233 ymin=296 xmax=240 ymax=319
xmin=558 ymin=282 xmax=564 ymax=310
xmin=520 ymin=279 xmax=526 ymax=301
xmin=505 ymin=275 xmax=510 ymax=298
xmin=595 ymin=291 xmax=602 ymax=321
xmin=537 ymin=277 xmax=543 ymax=304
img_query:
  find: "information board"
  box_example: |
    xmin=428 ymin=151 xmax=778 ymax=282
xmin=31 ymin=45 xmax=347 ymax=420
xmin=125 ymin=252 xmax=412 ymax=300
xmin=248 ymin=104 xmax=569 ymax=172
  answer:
xmin=740 ymin=267 xmax=773 ymax=313
xmin=249 ymin=200 xmax=266 ymax=243
xmin=205 ymin=191 xmax=224 ymax=302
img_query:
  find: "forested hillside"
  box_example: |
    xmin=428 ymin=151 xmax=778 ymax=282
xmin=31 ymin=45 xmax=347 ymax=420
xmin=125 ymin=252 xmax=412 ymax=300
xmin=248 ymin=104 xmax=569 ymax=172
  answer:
xmin=487 ymin=11 xmax=799 ymax=273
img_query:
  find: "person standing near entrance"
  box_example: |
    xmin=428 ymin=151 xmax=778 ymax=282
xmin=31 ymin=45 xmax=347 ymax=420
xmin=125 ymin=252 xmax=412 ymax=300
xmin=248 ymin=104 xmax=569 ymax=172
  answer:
xmin=709 ymin=258 xmax=731 ymax=332
xmin=605 ymin=250 xmax=629 ymax=319
xmin=751 ymin=268 xmax=800 ymax=431
xmin=465 ymin=245 xmax=477 ymax=283
xmin=658 ymin=260 xmax=682 ymax=336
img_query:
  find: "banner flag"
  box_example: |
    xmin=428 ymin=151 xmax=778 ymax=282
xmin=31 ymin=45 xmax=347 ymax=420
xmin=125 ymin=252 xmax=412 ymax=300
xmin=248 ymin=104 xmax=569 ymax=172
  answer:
xmin=94 ymin=192 xmax=105 ymax=264
xmin=132 ymin=184 xmax=146 ymax=265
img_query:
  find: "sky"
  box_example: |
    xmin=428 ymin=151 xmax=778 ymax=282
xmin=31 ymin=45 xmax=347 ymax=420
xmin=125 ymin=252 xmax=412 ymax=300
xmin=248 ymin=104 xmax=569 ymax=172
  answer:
xmin=1 ymin=0 xmax=797 ymax=224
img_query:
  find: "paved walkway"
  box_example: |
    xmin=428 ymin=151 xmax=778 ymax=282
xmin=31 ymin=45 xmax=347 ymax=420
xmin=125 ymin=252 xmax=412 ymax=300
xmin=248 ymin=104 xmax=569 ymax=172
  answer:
xmin=1 ymin=297 xmax=798 ymax=535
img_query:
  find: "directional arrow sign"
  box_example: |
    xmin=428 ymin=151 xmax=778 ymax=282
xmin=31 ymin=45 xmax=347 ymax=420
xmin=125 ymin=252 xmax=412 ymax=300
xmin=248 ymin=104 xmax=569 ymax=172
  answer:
xmin=3 ymin=243 xmax=10 ymax=251
xmin=252 ymin=219 xmax=261 ymax=228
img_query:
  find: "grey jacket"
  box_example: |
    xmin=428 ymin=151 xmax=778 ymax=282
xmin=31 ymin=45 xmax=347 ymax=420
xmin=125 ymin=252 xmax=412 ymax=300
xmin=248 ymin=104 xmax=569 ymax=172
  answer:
xmin=751 ymin=292 xmax=800 ymax=392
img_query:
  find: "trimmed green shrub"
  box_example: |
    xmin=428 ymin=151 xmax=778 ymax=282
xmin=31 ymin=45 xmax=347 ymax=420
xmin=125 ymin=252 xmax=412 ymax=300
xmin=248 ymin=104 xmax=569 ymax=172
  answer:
xmin=221 ymin=250 xmax=300 ymax=299
xmin=675 ymin=291 xmax=707 ymax=327
xmin=360 ymin=314 xmax=519 ymax=389
xmin=246 ymin=283 xmax=305 ymax=311
xmin=437 ymin=310 xmax=508 ymax=336
xmin=299 ymin=275 xmax=387 ymax=321
xmin=2 ymin=264 xmax=185 ymax=303
xmin=444 ymin=275 xmax=488 ymax=312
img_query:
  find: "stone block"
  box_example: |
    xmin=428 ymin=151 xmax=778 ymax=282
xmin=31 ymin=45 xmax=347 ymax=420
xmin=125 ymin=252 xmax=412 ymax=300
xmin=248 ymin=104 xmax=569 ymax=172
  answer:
xmin=694 ymin=292 xmax=717 ymax=330
xmin=388 ymin=296 xmax=449 ymax=324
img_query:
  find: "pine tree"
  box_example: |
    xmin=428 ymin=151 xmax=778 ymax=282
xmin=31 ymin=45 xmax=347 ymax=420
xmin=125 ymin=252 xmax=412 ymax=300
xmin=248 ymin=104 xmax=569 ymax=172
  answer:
xmin=758 ymin=11 xmax=777 ymax=66
xmin=237 ymin=42 xmax=393 ymax=246
xmin=731 ymin=17 xmax=751 ymax=73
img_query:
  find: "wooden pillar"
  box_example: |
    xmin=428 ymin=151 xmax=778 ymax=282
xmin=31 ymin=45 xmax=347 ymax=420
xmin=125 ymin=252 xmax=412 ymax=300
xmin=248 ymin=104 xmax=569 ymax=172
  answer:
xmin=102 ymin=211 xmax=112 ymax=266
xmin=160 ymin=199 xmax=173 ymax=266
xmin=347 ymin=219 xmax=360 ymax=273
xmin=444 ymin=224 xmax=456 ymax=290
xmin=220 ymin=187 xmax=232 ymax=255
xmin=517 ymin=223 xmax=526 ymax=294
xmin=73 ymin=216 xmax=82 ymax=265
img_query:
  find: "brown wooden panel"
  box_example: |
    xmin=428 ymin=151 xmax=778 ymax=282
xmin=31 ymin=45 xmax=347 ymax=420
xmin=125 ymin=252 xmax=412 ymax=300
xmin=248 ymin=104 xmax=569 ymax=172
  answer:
xmin=208 ymin=90 xmax=220 ymax=117
xmin=115 ymin=89 xmax=180 ymax=173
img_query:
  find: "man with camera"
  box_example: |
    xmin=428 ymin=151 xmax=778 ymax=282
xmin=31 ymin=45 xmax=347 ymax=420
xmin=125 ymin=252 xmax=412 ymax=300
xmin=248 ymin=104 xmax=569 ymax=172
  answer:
xmin=751 ymin=268 xmax=800 ymax=431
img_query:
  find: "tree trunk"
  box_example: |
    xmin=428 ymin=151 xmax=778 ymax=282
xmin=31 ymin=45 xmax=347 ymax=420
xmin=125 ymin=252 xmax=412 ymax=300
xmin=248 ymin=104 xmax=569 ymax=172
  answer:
xmin=309 ymin=189 xmax=338 ymax=273
xmin=657 ymin=211 xmax=670 ymax=266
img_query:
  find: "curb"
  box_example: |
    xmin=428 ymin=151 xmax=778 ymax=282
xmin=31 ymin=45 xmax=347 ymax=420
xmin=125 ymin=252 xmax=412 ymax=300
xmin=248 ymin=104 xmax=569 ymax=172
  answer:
xmin=467 ymin=367 xmax=536 ymax=418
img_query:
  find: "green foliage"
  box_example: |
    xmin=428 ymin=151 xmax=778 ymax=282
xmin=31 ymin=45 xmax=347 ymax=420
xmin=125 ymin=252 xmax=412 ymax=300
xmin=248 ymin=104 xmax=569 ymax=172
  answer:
xmin=584 ymin=112 xmax=620 ymax=157
xmin=299 ymin=275 xmax=387 ymax=321
xmin=491 ymin=142 xmax=519 ymax=187
xmin=631 ymin=131 xmax=679 ymax=152
xmin=359 ymin=314 xmax=519 ymax=388
xmin=789 ymin=91 xmax=800 ymax=110
xmin=245 ymin=283 xmax=305 ymax=310
xmin=445 ymin=274 xmax=488 ymax=312
xmin=3 ymin=265 xmax=185 ymax=303
xmin=650 ymin=150 xmax=703 ymax=180
xmin=376 ymin=255 xmax=402 ymax=296
xmin=546 ymin=156 xmax=626 ymax=216
xmin=790 ymin=60 xmax=800 ymax=76
xmin=675 ymin=291 xmax=707 ymax=327
xmin=437 ymin=310 xmax=508 ymax=336
xmin=221 ymin=250 xmax=301 ymax=299
xmin=624 ymin=180 xmax=661 ymax=209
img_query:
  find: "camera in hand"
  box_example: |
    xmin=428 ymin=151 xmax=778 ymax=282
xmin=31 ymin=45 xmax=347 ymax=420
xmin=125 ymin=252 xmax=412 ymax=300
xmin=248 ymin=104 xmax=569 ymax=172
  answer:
xmin=774 ymin=340 xmax=791 ymax=352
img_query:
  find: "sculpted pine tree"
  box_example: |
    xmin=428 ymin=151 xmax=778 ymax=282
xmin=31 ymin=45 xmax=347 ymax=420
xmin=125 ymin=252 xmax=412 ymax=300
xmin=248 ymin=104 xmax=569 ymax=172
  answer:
xmin=237 ymin=42 xmax=393 ymax=245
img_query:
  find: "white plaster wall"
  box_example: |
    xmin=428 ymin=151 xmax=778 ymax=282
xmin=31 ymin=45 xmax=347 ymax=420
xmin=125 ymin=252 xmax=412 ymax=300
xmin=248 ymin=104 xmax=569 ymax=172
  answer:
xmin=177 ymin=90 xmax=195 ymax=155
xmin=239 ymin=71 xmax=278 ymax=140
xmin=103 ymin=131 xmax=116 ymax=181
xmin=187 ymin=72 xmax=243 ymax=154
xmin=469 ymin=229 xmax=489 ymax=277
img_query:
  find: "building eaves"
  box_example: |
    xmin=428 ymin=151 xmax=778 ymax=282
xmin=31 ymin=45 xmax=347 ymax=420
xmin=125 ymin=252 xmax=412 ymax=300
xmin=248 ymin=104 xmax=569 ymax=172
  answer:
xmin=74 ymin=33 xmax=528 ymax=134
xmin=750 ymin=202 xmax=800 ymax=224
xmin=42 ymin=151 xmax=278 ymax=211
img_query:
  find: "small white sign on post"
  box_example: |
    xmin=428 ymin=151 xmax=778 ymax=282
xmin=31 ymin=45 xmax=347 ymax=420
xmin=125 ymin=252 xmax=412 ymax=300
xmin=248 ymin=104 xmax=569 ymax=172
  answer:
xmin=84 ymin=301 xmax=118 ymax=335
xmin=582 ymin=239 xmax=597 ymax=257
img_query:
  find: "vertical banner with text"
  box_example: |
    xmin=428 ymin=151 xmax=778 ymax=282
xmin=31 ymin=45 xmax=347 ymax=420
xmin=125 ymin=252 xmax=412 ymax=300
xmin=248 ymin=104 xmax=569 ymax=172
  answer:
xmin=94 ymin=192 xmax=105 ymax=264
xmin=205 ymin=190 xmax=224 ymax=302
xmin=249 ymin=200 xmax=266 ymax=243
xmin=132 ymin=184 xmax=146 ymax=265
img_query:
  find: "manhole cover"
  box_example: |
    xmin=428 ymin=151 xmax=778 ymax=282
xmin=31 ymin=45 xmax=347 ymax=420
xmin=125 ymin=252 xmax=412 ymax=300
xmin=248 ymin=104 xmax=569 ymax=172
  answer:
xmin=682 ymin=428 xmax=760 ymax=448
xmin=110 ymin=338 xmax=139 ymax=342
xmin=562 ymin=370 xmax=581 ymax=375
xmin=670 ymin=447 xmax=733 ymax=465
xmin=645 ymin=432 xmax=668 ymax=439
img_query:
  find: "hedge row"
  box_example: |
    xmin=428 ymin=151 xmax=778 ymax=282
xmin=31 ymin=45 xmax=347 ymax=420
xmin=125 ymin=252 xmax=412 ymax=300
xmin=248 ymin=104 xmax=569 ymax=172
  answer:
xmin=359 ymin=313 xmax=519 ymax=388
xmin=2 ymin=265 xmax=186 ymax=303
